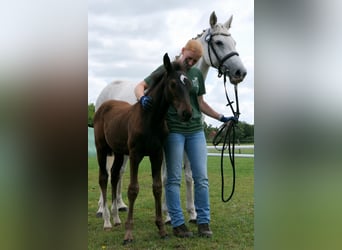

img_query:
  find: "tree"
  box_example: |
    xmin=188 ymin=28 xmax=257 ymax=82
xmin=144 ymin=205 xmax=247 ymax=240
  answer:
xmin=88 ymin=103 xmax=95 ymax=127
xmin=235 ymin=121 xmax=254 ymax=143
xmin=204 ymin=121 xmax=254 ymax=144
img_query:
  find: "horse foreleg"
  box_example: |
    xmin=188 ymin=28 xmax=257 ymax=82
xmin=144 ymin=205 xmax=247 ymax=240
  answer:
xmin=150 ymin=152 xmax=167 ymax=238
xmin=184 ymin=153 xmax=197 ymax=223
xmin=123 ymin=153 xmax=143 ymax=244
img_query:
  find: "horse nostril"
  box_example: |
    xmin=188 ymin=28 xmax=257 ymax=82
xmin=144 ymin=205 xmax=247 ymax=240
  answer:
xmin=235 ymin=69 xmax=247 ymax=79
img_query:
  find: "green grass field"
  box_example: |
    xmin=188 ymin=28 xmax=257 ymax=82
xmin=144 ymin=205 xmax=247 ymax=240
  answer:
xmin=88 ymin=155 xmax=254 ymax=249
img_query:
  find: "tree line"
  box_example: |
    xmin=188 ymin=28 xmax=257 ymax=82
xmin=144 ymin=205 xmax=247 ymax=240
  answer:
xmin=88 ymin=103 xmax=254 ymax=143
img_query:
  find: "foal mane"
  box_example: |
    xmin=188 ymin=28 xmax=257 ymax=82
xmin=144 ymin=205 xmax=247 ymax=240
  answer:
xmin=145 ymin=61 xmax=184 ymax=95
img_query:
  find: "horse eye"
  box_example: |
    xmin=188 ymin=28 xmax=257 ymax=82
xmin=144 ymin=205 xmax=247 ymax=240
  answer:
xmin=215 ymin=40 xmax=224 ymax=46
xmin=180 ymin=74 xmax=188 ymax=85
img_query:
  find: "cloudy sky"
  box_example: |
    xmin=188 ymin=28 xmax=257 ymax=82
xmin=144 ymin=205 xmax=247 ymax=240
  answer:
xmin=88 ymin=0 xmax=254 ymax=127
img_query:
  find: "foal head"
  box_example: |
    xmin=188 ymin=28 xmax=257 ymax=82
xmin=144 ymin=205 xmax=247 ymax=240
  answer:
xmin=162 ymin=53 xmax=192 ymax=121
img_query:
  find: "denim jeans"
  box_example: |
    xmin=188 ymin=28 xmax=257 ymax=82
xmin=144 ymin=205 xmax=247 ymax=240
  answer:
xmin=164 ymin=131 xmax=210 ymax=227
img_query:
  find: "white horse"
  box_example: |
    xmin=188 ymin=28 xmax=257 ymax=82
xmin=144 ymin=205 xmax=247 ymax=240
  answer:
xmin=94 ymin=11 xmax=247 ymax=224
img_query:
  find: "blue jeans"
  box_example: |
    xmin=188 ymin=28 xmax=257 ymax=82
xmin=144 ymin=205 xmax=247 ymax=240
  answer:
xmin=164 ymin=131 xmax=210 ymax=227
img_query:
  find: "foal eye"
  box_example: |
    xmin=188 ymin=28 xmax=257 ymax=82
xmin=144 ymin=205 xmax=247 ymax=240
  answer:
xmin=180 ymin=74 xmax=188 ymax=85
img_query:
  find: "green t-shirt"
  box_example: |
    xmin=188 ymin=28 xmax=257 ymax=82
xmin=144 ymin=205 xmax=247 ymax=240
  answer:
xmin=144 ymin=65 xmax=205 ymax=133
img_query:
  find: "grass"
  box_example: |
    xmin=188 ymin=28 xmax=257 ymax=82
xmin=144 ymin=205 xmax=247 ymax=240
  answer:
xmin=88 ymin=155 xmax=254 ymax=249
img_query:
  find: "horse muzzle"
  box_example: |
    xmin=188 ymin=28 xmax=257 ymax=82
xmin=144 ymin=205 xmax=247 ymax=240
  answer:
xmin=220 ymin=64 xmax=247 ymax=85
xmin=227 ymin=69 xmax=247 ymax=85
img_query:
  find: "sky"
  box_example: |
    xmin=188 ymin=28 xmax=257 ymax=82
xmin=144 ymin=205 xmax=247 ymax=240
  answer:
xmin=88 ymin=0 xmax=254 ymax=127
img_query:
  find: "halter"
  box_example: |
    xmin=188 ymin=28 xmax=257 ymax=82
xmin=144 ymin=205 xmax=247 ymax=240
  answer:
xmin=205 ymin=29 xmax=239 ymax=77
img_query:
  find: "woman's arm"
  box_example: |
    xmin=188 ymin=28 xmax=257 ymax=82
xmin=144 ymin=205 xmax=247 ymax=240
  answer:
xmin=197 ymin=95 xmax=222 ymax=121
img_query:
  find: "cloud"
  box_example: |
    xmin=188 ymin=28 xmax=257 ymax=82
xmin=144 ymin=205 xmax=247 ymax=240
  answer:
xmin=88 ymin=0 xmax=254 ymax=125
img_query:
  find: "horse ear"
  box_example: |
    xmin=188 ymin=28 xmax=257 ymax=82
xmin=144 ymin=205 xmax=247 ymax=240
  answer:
xmin=224 ymin=15 xmax=233 ymax=29
xmin=163 ymin=53 xmax=172 ymax=73
xmin=210 ymin=11 xmax=217 ymax=28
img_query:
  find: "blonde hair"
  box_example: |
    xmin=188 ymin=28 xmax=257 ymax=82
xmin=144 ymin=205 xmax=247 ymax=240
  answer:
xmin=184 ymin=39 xmax=203 ymax=57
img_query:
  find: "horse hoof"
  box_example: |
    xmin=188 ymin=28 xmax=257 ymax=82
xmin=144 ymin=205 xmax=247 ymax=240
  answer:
xmin=122 ymin=239 xmax=133 ymax=245
xmin=114 ymin=223 xmax=121 ymax=226
xmin=103 ymin=227 xmax=112 ymax=232
xmin=164 ymin=220 xmax=171 ymax=225
xmin=118 ymin=207 xmax=128 ymax=212
xmin=96 ymin=212 xmax=102 ymax=218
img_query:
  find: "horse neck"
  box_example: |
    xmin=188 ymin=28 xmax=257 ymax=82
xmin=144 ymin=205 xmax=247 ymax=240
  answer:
xmin=194 ymin=57 xmax=210 ymax=80
xmin=194 ymin=37 xmax=210 ymax=80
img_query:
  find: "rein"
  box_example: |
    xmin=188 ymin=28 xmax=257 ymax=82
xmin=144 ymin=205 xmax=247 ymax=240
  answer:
xmin=212 ymin=73 xmax=240 ymax=203
xmin=204 ymin=27 xmax=241 ymax=202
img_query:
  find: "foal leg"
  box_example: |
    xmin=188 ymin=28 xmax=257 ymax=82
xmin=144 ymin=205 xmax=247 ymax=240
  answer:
xmin=97 ymin=152 xmax=112 ymax=230
xmin=111 ymin=154 xmax=124 ymax=226
xmin=97 ymin=155 xmax=128 ymax=217
xmin=96 ymin=155 xmax=114 ymax=217
xmin=150 ymin=151 xmax=167 ymax=238
xmin=161 ymin=153 xmax=171 ymax=224
xmin=184 ymin=153 xmax=197 ymax=223
xmin=123 ymin=153 xmax=143 ymax=244
xmin=116 ymin=155 xmax=129 ymax=211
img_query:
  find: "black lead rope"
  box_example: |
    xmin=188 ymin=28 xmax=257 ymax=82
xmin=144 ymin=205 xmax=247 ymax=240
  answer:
xmin=212 ymin=73 xmax=239 ymax=202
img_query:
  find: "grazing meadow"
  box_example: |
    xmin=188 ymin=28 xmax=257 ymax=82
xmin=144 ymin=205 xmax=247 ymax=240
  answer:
xmin=88 ymin=154 xmax=254 ymax=249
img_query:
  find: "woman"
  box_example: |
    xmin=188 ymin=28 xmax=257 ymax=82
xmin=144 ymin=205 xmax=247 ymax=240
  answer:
xmin=134 ymin=39 xmax=236 ymax=238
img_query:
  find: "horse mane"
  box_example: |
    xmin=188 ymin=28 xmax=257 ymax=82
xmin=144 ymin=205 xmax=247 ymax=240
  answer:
xmin=193 ymin=23 xmax=230 ymax=40
xmin=193 ymin=30 xmax=206 ymax=39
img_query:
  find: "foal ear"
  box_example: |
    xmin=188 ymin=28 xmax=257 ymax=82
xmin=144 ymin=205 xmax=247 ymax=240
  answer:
xmin=163 ymin=53 xmax=172 ymax=73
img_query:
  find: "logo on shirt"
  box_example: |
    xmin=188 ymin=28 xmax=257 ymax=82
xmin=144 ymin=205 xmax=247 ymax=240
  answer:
xmin=191 ymin=77 xmax=199 ymax=94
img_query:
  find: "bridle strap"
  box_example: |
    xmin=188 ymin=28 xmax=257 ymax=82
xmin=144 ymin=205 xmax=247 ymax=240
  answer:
xmin=223 ymin=74 xmax=240 ymax=118
xmin=205 ymin=30 xmax=239 ymax=77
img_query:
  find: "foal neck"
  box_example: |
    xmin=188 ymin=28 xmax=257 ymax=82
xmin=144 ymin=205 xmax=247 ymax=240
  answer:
xmin=145 ymin=78 xmax=169 ymax=123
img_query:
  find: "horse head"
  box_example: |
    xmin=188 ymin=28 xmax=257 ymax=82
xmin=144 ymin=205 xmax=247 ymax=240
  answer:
xmin=197 ymin=11 xmax=247 ymax=84
xmin=163 ymin=53 xmax=192 ymax=122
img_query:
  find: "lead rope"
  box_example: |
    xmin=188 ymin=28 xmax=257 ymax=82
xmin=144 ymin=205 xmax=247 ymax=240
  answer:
xmin=212 ymin=73 xmax=239 ymax=202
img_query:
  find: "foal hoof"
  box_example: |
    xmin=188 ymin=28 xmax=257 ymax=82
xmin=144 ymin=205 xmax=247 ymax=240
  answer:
xmin=118 ymin=207 xmax=128 ymax=212
xmin=189 ymin=219 xmax=197 ymax=224
xmin=96 ymin=212 xmax=102 ymax=218
xmin=160 ymin=233 xmax=169 ymax=240
xmin=122 ymin=239 xmax=133 ymax=245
